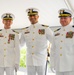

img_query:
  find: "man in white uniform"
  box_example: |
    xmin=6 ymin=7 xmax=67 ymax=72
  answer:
xmin=0 ymin=13 xmax=20 ymax=75
xmin=20 ymin=8 xmax=53 ymax=75
xmin=50 ymin=9 xmax=74 ymax=75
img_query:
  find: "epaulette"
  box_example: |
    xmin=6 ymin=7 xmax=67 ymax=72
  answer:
xmin=42 ymin=25 xmax=49 ymax=27
xmin=0 ymin=29 xmax=2 ymax=31
xmin=12 ymin=30 xmax=19 ymax=34
xmin=54 ymin=28 xmax=61 ymax=32
xmin=22 ymin=27 xmax=29 ymax=30
xmin=72 ymin=25 xmax=74 ymax=27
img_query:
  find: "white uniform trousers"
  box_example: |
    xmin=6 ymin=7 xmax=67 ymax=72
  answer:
xmin=56 ymin=71 xmax=74 ymax=75
xmin=27 ymin=66 xmax=46 ymax=75
xmin=0 ymin=67 xmax=14 ymax=75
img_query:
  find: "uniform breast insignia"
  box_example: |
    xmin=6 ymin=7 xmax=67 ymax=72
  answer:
xmin=55 ymin=33 xmax=60 ymax=36
xmin=54 ymin=28 xmax=61 ymax=32
xmin=42 ymin=25 xmax=49 ymax=27
xmin=38 ymin=29 xmax=45 ymax=35
xmin=66 ymin=31 xmax=74 ymax=38
xmin=8 ymin=34 xmax=15 ymax=44
xmin=0 ymin=33 xmax=4 ymax=37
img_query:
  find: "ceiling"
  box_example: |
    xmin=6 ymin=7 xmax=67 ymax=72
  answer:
xmin=0 ymin=0 xmax=74 ymax=29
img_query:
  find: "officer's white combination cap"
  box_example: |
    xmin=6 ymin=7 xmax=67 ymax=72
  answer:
xmin=1 ymin=13 xmax=15 ymax=20
xmin=58 ymin=8 xmax=73 ymax=17
xmin=26 ymin=8 xmax=39 ymax=16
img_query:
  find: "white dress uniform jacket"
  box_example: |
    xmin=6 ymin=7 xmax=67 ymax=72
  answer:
xmin=20 ymin=23 xmax=53 ymax=66
xmin=0 ymin=29 xmax=20 ymax=67
xmin=50 ymin=25 xmax=74 ymax=72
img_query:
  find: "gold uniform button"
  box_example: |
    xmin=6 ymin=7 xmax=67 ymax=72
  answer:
xmin=32 ymin=53 xmax=34 ymax=55
xmin=61 ymin=34 xmax=63 ymax=36
xmin=33 ymin=32 xmax=35 ymax=34
xmin=63 ymin=29 xmax=65 ymax=31
xmin=61 ymin=40 xmax=63 ymax=42
xmin=60 ymin=47 xmax=62 ymax=49
xmin=60 ymin=54 xmax=62 ymax=56
xmin=4 ymin=49 xmax=6 ymax=51
xmin=33 ymin=26 xmax=35 ymax=28
xmin=32 ymin=46 xmax=34 ymax=48
xmin=4 ymin=43 xmax=6 ymax=44
xmin=4 ymin=55 xmax=6 ymax=57
xmin=32 ymin=39 xmax=34 ymax=41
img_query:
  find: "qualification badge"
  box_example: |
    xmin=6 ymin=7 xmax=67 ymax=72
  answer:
xmin=66 ymin=31 xmax=73 ymax=38
xmin=8 ymin=34 xmax=15 ymax=44
xmin=38 ymin=29 xmax=45 ymax=35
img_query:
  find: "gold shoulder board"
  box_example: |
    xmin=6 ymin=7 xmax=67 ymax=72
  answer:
xmin=42 ymin=25 xmax=49 ymax=27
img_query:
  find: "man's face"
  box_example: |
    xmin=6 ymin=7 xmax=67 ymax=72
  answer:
xmin=60 ymin=17 xmax=72 ymax=26
xmin=3 ymin=19 xmax=13 ymax=29
xmin=28 ymin=15 xmax=39 ymax=24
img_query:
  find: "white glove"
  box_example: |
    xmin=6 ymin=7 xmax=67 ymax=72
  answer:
xmin=50 ymin=68 xmax=55 ymax=73
xmin=15 ymin=64 xmax=19 ymax=72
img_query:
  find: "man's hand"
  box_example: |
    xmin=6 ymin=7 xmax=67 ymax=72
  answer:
xmin=50 ymin=68 xmax=55 ymax=73
xmin=15 ymin=64 xmax=19 ymax=72
xmin=47 ymin=52 xmax=50 ymax=57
